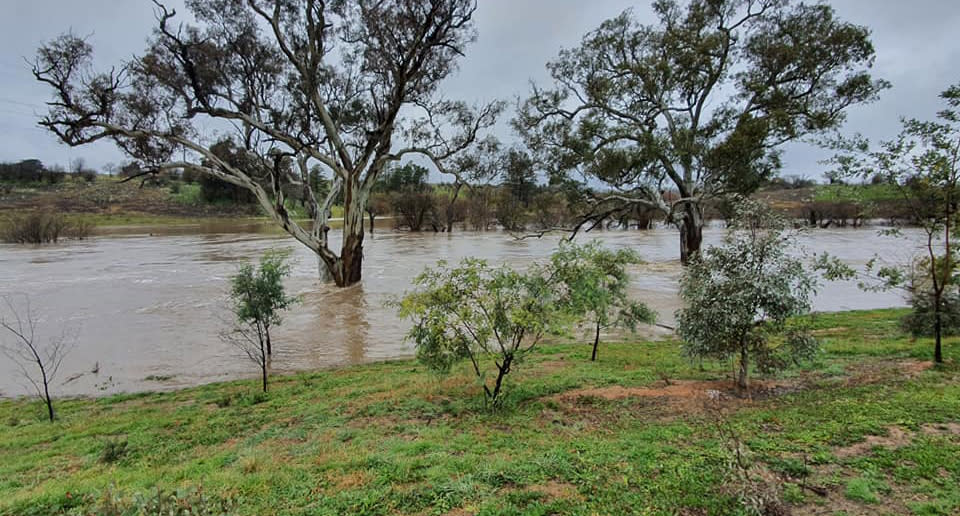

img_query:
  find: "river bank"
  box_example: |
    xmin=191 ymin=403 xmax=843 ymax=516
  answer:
xmin=1 ymin=309 xmax=957 ymax=515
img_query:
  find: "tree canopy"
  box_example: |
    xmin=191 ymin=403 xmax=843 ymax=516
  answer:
xmin=34 ymin=0 xmax=502 ymax=286
xmin=516 ymin=0 xmax=888 ymax=263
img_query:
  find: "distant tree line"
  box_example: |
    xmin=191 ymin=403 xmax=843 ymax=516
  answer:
xmin=0 ymin=159 xmax=98 ymax=185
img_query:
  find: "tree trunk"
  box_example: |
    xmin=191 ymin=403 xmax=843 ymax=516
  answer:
xmin=334 ymin=182 xmax=366 ymax=287
xmin=264 ymin=325 xmax=272 ymax=356
xmin=259 ymin=336 xmax=269 ymax=392
xmin=43 ymin=379 xmax=54 ymax=422
xmin=591 ymin=320 xmax=601 ymax=362
xmin=490 ymin=354 xmax=513 ymax=406
xmin=679 ymin=203 xmax=704 ymax=265
xmin=368 ymin=212 xmax=375 ymax=235
xmin=446 ymin=182 xmax=464 ymax=233
xmin=737 ymin=346 xmax=749 ymax=391
xmin=934 ymin=295 xmax=944 ymax=364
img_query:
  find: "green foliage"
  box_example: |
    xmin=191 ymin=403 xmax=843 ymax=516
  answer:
xmin=395 ymin=258 xmax=568 ymax=406
xmin=227 ymin=250 xmax=297 ymax=392
xmin=549 ymin=240 xmax=655 ymax=360
xmin=902 ymin=290 xmax=960 ymax=338
xmin=517 ymin=0 xmax=887 ymax=258
xmin=99 ymin=438 xmax=129 ymax=464
xmin=230 ymin=251 xmax=297 ymax=333
xmin=831 ymin=82 xmax=960 ymax=363
xmin=377 ymin=162 xmax=430 ymax=194
xmin=676 ymin=201 xmax=818 ymax=389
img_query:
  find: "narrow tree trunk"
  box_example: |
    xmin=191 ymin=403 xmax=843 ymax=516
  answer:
xmin=446 ymin=182 xmax=464 ymax=233
xmin=368 ymin=212 xmax=375 ymax=235
xmin=934 ymin=296 xmax=944 ymax=364
xmin=679 ymin=203 xmax=704 ymax=265
xmin=261 ymin=357 xmax=268 ymax=393
xmin=264 ymin=325 xmax=272 ymax=356
xmin=490 ymin=355 xmax=513 ymax=406
xmin=591 ymin=320 xmax=601 ymax=362
xmin=42 ymin=378 xmax=54 ymax=422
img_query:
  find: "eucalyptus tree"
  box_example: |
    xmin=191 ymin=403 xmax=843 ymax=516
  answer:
xmin=516 ymin=0 xmax=887 ymax=264
xmin=33 ymin=0 xmax=501 ymax=286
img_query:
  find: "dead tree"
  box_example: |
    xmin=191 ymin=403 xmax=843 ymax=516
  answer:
xmin=0 ymin=294 xmax=74 ymax=422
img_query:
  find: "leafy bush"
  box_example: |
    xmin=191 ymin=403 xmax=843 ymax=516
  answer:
xmin=901 ymin=290 xmax=960 ymax=337
xmin=549 ymin=241 xmax=655 ymax=361
xmin=395 ymin=258 xmax=567 ymax=407
xmin=676 ymin=201 xmax=819 ymax=390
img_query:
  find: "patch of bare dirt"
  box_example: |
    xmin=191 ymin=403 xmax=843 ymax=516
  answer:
xmin=543 ymin=379 xmax=802 ymax=426
xmin=526 ymin=481 xmax=584 ymax=502
xmin=900 ymin=360 xmax=935 ymax=376
xmin=833 ymin=426 xmax=913 ymax=458
xmin=328 ymin=470 xmax=370 ymax=490
xmin=921 ymin=422 xmax=960 ymax=437
xmin=556 ymin=379 xmax=796 ymax=403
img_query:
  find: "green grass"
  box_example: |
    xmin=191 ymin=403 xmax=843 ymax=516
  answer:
xmin=0 ymin=309 xmax=957 ymax=515
xmin=813 ymin=183 xmax=903 ymax=203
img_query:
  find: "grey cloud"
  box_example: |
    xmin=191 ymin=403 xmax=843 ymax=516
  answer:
xmin=1 ymin=0 xmax=958 ymax=180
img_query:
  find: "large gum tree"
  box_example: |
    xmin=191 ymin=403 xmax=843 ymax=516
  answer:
xmin=516 ymin=0 xmax=887 ymax=264
xmin=33 ymin=0 xmax=501 ymax=286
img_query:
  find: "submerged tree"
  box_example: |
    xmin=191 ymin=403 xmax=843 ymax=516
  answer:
xmin=830 ymin=83 xmax=960 ymax=364
xmin=516 ymin=0 xmax=887 ymax=264
xmin=224 ymin=251 xmax=297 ymax=392
xmin=550 ymin=241 xmax=655 ymax=361
xmin=0 ymin=294 xmax=74 ymax=422
xmin=34 ymin=0 xmax=502 ymax=286
xmin=676 ymin=201 xmax=818 ymax=390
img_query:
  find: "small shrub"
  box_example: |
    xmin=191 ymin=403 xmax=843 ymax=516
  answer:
xmin=901 ymin=290 xmax=960 ymax=338
xmin=99 ymin=438 xmax=128 ymax=464
xmin=395 ymin=257 xmax=568 ymax=407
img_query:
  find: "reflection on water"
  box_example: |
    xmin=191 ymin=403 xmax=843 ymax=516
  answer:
xmin=0 ymin=223 xmax=918 ymax=397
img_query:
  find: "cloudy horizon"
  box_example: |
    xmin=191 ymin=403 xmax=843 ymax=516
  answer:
xmin=1 ymin=0 xmax=958 ymax=181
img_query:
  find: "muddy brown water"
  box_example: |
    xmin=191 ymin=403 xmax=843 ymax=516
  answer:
xmin=0 ymin=222 xmax=919 ymax=397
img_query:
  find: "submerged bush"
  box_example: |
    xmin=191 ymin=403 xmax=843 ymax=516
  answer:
xmin=1 ymin=211 xmax=67 ymax=243
xmin=1 ymin=211 xmax=92 ymax=243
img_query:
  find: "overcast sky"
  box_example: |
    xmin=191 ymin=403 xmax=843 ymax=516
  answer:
xmin=1 ymin=1 xmax=958 ymax=180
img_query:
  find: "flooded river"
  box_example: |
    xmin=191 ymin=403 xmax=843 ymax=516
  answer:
xmin=0 ymin=223 xmax=921 ymax=397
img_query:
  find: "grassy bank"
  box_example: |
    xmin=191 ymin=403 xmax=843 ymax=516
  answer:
xmin=1 ymin=309 xmax=958 ymax=515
